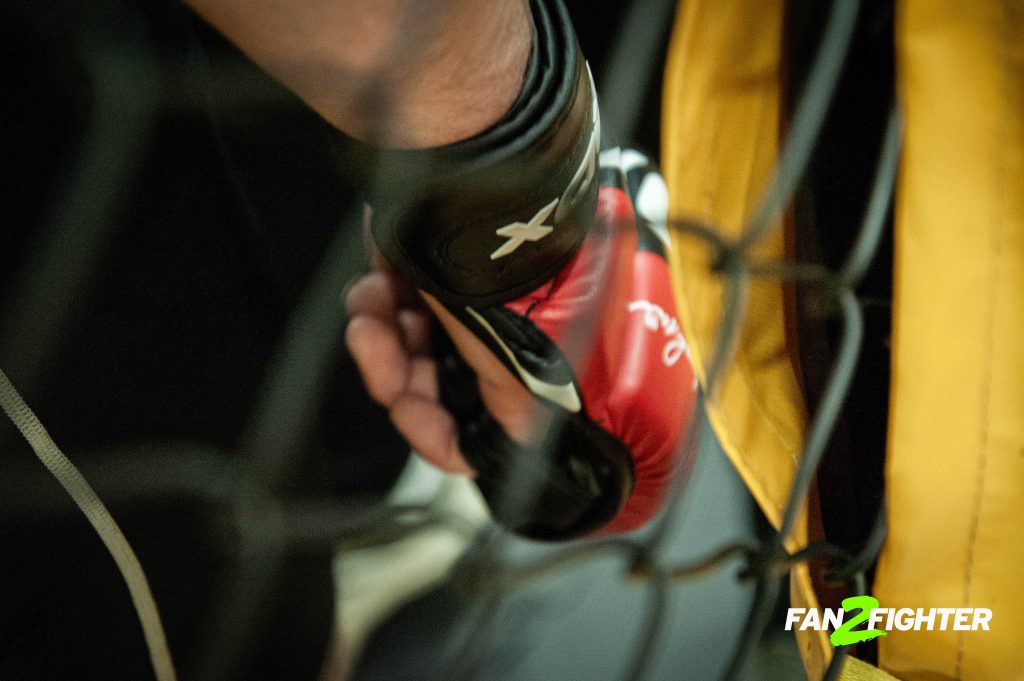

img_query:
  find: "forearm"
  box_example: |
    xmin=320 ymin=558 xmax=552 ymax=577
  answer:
xmin=185 ymin=0 xmax=532 ymax=148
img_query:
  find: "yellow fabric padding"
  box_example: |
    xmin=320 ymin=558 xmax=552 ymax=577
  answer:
xmin=661 ymin=0 xmax=799 ymax=538
xmin=661 ymin=0 xmax=839 ymax=677
xmin=873 ymin=1 xmax=1024 ymax=679
xmin=842 ymin=657 xmax=903 ymax=681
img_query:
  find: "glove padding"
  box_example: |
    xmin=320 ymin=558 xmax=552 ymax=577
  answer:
xmin=437 ymin=150 xmax=698 ymax=539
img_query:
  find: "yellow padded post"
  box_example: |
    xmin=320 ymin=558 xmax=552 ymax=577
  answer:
xmin=660 ymin=0 xmax=833 ymax=677
xmin=874 ymin=1 xmax=1024 ymax=678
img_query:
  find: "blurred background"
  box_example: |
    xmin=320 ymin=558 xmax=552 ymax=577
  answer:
xmin=0 ymin=1 xmax=801 ymax=678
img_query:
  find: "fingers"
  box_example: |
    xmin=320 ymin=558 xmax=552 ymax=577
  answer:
xmin=345 ymin=315 xmax=410 ymax=406
xmin=344 ymin=312 xmax=439 ymax=408
xmin=346 ymin=270 xmax=430 ymax=352
xmin=345 ymin=270 xmax=474 ymax=473
xmin=343 ymin=275 xmax=386 ymax=315
xmin=344 ymin=270 xmax=400 ymax=323
xmin=397 ymin=308 xmax=431 ymax=356
xmin=390 ymin=395 xmax=474 ymax=475
xmin=346 ymin=313 xmax=471 ymax=472
xmin=345 ymin=268 xmax=542 ymax=474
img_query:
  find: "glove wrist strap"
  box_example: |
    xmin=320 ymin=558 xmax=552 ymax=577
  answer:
xmin=366 ymin=0 xmax=600 ymax=307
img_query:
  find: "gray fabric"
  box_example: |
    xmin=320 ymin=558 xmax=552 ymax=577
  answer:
xmin=354 ymin=418 xmax=779 ymax=681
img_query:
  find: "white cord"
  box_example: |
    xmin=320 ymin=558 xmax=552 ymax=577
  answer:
xmin=0 ymin=368 xmax=177 ymax=681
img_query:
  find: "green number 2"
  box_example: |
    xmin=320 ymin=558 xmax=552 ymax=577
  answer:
xmin=831 ymin=595 xmax=888 ymax=646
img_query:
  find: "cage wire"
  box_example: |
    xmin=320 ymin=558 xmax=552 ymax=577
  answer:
xmin=0 ymin=0 xmax=901 ymax=680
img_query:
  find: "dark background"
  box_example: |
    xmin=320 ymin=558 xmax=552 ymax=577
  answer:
xmin=0 ymin=1 xmax=675 ymax=678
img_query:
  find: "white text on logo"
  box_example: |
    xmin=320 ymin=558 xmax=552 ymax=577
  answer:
xmin=628 ymin=300 xmax=690 ymax=368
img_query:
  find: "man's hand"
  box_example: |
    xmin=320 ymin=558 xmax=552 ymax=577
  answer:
xmin=188 ymin=0 xmax=698 ymax=538
xmin=350 ymin=150 xmax=699 ymax=539
xmin=345 ymin=266 xmax=536 ymax=475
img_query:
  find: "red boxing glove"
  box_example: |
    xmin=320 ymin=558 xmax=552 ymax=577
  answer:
xmin=363 ymin=0 xmax=696 ymax=538
xmin=435 ymin=149 xmax=698 ymax=538
xmin=536 ymin=148 xmax=699 ymax=533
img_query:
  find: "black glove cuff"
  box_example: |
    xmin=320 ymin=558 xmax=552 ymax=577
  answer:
xmin=363 ymin=0 xmax=600 ymax=308
xmin=438 ymin=345 xmax=633 ymax=541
